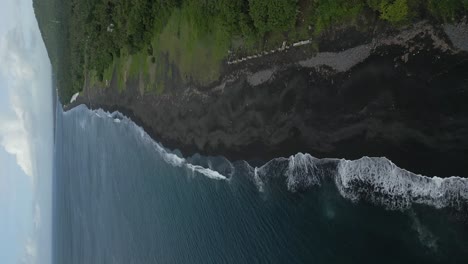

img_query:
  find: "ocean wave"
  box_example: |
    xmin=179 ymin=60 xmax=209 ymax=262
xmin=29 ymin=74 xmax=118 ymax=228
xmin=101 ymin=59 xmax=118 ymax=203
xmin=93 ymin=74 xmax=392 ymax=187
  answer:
xmin=335 ymin=156 xmax=468 ymax=210
xmin=66 ymin=105 xmax=468 ymax=211
xmin=66 ymin=105 xmax=229 ymax=181
xmin=250 ymin=153 xmax=468 ymax=211
xmin=127 ymin=116 xmax=229 ymax=181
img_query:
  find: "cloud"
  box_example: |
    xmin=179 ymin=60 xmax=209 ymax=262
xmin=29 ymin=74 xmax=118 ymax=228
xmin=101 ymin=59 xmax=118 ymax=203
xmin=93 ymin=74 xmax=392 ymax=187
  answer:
xmin=25 ymin=239 xmax=37 ymax=258
xmin=0 ymin=102 xmax=34 ymax=178
xmin=21 ymin=203 xmax=41 ymax=264
xmin=20 ymin=237 xmax=37 ymax=264
xmin=33 ymin=204 xmax=41 ymax=230
xmin=0 ymin=24 xmax=51 ymax=181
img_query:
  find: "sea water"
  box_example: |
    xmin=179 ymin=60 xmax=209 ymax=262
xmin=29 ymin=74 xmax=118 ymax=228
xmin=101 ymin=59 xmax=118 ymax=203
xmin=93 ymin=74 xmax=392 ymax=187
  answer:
xmin=53 ymin=105 xmax=468 ymax=264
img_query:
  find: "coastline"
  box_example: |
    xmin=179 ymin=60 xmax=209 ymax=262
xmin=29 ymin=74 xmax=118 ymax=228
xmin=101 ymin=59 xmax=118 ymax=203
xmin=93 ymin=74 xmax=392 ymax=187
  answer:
xmin=65 ymin=20 xmax=468 ymax=178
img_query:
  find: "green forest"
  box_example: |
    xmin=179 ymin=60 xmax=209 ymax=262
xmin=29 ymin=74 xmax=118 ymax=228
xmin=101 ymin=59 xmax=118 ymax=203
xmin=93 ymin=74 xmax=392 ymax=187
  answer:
xmin=34 ymin=0 xmax=468 ymax=103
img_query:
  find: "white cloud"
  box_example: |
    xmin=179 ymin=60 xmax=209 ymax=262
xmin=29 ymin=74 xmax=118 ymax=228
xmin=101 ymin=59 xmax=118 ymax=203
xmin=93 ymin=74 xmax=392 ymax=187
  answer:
xmin=0 ymin=23 xmax=52 ymax=182
xmin=20 ymin=237 xmax=37 ymax=264
xmin=0 ymin=103 xmax=34 ymax=178
xmin=25 ymin=239 xmax=37 ymax=258
xmin=22 ymin=204 xmax=42 ymax=264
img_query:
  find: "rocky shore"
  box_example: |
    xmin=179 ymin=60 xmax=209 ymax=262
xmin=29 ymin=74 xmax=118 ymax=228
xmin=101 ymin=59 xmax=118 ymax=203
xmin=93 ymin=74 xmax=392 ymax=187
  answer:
xmin=66 ymin=20 xmax=468 ymax=177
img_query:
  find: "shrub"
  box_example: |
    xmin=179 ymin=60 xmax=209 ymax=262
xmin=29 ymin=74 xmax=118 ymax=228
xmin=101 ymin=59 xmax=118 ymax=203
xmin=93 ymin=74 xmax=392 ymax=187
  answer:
xmin=380 ymin=0 xmax=409 ymax=23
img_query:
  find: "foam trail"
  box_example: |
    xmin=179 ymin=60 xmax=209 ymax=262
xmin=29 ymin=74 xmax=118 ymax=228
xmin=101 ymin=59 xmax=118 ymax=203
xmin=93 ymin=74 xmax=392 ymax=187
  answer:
xmin=186 ymin=164 xmax=226 ymax=180
xmin=410 ymin=211 xmax=438 ymax=250
xmin=69 ymin=106 xmax=228 ymax=181
xmin=253 ymin=167 xmax=265 ymax=193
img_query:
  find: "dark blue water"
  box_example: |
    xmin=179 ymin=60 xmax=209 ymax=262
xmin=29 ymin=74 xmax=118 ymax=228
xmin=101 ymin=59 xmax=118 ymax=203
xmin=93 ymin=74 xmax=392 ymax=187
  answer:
xmin=53 ymin=105 xmax=468 ymax=264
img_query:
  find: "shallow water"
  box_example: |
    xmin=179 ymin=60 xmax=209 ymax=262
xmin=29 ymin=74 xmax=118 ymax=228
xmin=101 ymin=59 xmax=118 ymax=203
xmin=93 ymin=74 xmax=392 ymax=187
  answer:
xmin=53 ymin=105 xmax=468 ymax=264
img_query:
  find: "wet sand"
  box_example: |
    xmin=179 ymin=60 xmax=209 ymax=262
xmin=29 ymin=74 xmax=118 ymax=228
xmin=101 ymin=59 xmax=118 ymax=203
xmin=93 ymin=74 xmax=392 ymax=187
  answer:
xmin=67 ymin=20 xmax=468 ymax=178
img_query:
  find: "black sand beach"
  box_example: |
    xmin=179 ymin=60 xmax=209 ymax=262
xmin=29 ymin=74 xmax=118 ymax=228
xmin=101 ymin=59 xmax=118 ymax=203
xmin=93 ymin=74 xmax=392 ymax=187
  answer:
xmin=67 ymin=21 xmax=468 ymax=178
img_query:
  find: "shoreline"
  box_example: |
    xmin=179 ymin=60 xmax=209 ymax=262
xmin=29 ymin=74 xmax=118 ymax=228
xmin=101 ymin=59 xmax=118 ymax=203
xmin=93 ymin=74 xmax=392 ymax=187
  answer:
xmin=65 ymin=20 xmax=468 ymax=178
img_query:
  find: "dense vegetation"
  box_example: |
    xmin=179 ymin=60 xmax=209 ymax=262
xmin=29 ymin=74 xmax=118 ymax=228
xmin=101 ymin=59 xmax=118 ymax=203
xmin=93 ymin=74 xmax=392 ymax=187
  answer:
xmin=33 ymin=0 xmax=73 ymax=99
xmin=34 ymin=0 xmax=468 ymax=103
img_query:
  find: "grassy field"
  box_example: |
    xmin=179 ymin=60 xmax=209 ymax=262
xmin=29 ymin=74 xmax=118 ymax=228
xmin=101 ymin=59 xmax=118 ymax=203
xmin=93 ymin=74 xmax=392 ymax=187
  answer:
xmin=85 ymin=2 xmax=233 ymax=93
xmin=156 ymin=8 xmax=230 ymax=85
xmin=89 ymin=49 xmax=151 ymax=91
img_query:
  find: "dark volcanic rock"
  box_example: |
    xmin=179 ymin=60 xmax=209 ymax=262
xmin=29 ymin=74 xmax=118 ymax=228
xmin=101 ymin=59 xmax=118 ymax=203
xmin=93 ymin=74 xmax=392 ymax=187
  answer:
xmin=68 ymin=22 xmax=468 ymax=178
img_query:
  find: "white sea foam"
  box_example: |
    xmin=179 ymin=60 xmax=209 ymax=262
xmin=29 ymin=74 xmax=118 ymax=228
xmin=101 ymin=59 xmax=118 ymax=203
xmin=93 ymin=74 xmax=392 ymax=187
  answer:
xmin=70 ymin=92 xmax=79 ymax=103
xmin=285 ymin=153 xmax=322 ymax=191
xmin=253 ymin=167 xmax=265 ymax=193
xmin=66 ymin=105 xmax=229 ymax=181
xmin=186 ymin=164 xmax=227 ymax=180
xmin=252 ymin=153 xmax=328 ymax=192
xmin=250 ymin=153 xmax=467 ymax=211
xmin=102 ymin=107 xmax=226 ymax=180
xmin=336 ymin=157 xmax=468 ymax=210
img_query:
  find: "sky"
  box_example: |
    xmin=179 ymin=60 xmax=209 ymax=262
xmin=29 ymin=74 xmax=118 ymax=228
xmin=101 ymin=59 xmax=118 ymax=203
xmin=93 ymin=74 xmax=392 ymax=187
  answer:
xmin=0 ymin=0 xmax=54 ymax=263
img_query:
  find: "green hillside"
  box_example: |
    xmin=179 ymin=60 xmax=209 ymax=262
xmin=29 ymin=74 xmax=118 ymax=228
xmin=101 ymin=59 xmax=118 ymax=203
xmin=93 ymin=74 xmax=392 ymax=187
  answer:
xmin=33 ymin=0 xmax=468 ymax=104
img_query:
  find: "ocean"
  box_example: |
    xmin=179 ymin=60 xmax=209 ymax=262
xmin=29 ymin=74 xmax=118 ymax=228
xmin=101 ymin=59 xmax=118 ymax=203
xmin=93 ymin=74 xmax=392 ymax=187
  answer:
xmin=53 ymin=104 xmax=468 ymax=264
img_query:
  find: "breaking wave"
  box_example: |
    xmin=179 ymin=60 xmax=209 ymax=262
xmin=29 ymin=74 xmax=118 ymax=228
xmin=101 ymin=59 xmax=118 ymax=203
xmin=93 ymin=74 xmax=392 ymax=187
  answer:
xmin=250 ymin=153 xmax=468 ymax=211
xmin=335 ymin=157 xmax=468 ymax=210
xmin=66 ymin=106 xmax=228 ymax=181
xmin=67 ymin=105 xmax=468 ymax=212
